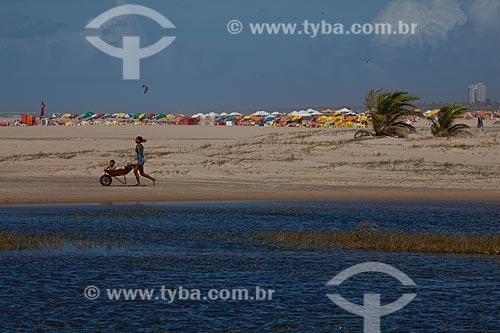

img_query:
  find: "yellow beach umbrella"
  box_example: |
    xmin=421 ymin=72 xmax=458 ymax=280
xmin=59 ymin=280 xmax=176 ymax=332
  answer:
xmin=425 ymin=109 xmax=440 ymax=118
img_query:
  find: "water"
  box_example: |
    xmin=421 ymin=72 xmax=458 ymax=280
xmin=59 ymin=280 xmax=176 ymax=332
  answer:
xmin=0 ymin=201 xmax=499 ymax=332
xmin=0 ymin=112 xmax=23 ymax=119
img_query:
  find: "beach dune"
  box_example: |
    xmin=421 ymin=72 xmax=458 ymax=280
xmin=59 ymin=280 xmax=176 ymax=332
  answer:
xmin=0 ymin=122 xmax=499 ymax=204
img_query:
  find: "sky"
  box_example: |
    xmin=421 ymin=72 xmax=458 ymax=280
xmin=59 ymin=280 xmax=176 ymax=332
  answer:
xmin=0 ymin=0 xmax=499 ymax=115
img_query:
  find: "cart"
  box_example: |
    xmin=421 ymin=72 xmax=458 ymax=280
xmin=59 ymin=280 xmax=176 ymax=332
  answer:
xmin=99 ymin=164 xmax=134 ymax=186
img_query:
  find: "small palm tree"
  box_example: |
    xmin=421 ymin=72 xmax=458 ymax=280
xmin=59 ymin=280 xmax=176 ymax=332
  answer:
xmin=430 ymin=104 xmax=471 ymax=137
xmin=355 ymin=89 xmax=421 ymax=139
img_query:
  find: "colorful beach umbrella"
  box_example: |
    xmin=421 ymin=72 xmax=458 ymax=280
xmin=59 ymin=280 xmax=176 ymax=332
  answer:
xmin=83 ymin=112 xmax=94 ymax=119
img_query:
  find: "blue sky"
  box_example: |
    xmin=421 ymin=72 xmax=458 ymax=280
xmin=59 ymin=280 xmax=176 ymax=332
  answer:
xmin=0 ymin=0 xmax=499 ymax=115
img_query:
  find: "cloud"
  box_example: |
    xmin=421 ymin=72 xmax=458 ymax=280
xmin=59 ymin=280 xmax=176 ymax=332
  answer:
xmin=98 ymin=15 xmax=144 ymax=47
xmin=0 ymin=12 xmax=67 ymax=40
xmin=0 ymin=10 xmax=97 ymax=74
xmin=466 ymin=0 xmax=500 ymax=29
xmin=0 ymin=12 xmax=71 ymax=64
xmin=374 ymin=0 xmax=467 ymax=47
xmin=84 ymin=0 xmax=147 ymax=48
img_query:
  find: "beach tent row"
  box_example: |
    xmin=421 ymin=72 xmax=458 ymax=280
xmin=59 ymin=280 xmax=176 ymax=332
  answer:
xmin=8 ymin=108 xmax=370 ymax=128
xmin=42 ymin=108 xmax=357 ymax=122
xmin=13 ymin=108 xmax=496 ymax=128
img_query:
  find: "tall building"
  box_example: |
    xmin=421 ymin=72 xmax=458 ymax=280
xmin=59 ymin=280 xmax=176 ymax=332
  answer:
xmin=468 ymin=82 xmax=487 ymax=104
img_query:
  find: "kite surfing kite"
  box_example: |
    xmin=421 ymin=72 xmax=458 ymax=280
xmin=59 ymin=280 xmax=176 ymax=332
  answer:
xmin=142 ymin=84 xmax=149 ymax=94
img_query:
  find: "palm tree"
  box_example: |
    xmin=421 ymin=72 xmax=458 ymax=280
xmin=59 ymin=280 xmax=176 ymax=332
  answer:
xmin=430 ymin=104 xmax=471 ymax=137
xmin=355 ymin=89 xmax=421 ymax=139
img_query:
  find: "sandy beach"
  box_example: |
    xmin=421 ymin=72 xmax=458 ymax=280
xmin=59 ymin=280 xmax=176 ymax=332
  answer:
xmin=0 ymin=120 xmax=499 ymax=204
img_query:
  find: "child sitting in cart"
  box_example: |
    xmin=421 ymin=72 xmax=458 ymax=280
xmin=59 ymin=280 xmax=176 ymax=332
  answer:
xmin=105 ymin=159 xmax=118 ymax=171
xmin=100 ymin=161 xmax=134 ymax=186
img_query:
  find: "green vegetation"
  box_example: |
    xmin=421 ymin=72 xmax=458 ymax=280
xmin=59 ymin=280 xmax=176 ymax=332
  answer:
xmin=3 ymin=220 xmax=499 ymax=255
xmin=0 ymin=150 xmax=94 ymax=162
xmin=70 ymin=209 xmax=167 ymax=219
xmin=0 ymin=232 xmax=70 ymax=251
xmin=430 ymin=104 xmax=472 ymax=137
xmin=248 ymin=222 xmax=500 ymax=255
xmin=355 ymin=89 xmax=421 ymax=139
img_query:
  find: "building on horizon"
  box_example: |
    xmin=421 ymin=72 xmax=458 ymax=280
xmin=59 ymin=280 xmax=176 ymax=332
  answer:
xmin=468 ymin=82 xmax=487 ymax=104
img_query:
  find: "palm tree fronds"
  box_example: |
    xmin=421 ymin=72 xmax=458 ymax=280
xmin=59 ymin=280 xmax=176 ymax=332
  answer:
xmin=360 ymin=89 xmax=420 ymax=138
xmin=430 ymin=105 xmax=472 ymax=138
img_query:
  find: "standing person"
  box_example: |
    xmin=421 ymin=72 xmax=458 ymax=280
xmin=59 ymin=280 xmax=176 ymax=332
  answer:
xmin=477 ymin=116 xmax=484 ymax=129
xmin=134 ymin=136 xmax=155 ymax=186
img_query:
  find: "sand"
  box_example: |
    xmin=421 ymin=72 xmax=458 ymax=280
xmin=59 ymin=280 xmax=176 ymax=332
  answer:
xmin=0 ymin=120 xmax=499 ymax=204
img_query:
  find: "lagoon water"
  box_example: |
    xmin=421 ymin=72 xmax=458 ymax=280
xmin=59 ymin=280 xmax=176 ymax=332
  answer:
xmin=0 ymin=201 xmax=499 ymax=332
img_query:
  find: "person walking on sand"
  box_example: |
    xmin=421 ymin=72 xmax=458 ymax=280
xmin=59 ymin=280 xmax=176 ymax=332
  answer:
xmin=134 ymin=136 xmax=155 ymax=186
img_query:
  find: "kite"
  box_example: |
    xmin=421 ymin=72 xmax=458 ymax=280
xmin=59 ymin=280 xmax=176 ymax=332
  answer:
xmin=142 ymin=84 xmax=149 ymax=94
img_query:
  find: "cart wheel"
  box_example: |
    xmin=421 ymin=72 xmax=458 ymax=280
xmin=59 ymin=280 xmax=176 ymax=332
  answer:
xmin=100 ymin=175 xmax=112 ymax=186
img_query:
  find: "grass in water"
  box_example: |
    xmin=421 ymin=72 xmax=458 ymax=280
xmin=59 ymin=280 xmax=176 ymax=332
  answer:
xmin=3 ymin=221 xmax=499 ymax=255
xmin=0 ymin=233 xmax=70 ymax=251
xmin=0 ymin=233 xmax=111 ymax=251
xmin=70 ymin=209 xmax=167 ymax=219
xmin=248 ymin=222 xmax=500 ymax=255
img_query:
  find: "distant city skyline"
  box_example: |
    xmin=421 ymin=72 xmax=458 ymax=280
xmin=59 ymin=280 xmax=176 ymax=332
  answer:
xmin=1 ymin=0 xmax=500 ymax=115
xmin=468 ymin=82 xmax=487 ymax=104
